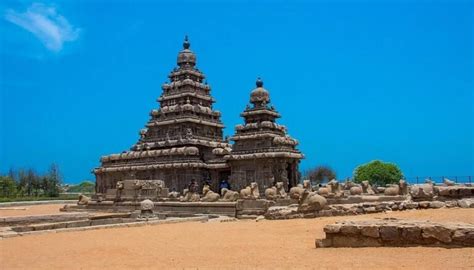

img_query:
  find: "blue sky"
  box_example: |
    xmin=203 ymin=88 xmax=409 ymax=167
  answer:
xmin=0 ymin=1 xmax=473 ymax=183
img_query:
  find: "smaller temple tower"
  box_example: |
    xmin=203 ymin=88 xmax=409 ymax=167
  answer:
xmin=225 ymin=78 xmax=303 ymax=191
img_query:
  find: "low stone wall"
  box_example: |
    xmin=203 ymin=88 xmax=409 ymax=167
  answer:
xmin=0 ymin=216 xmax=209 ymax=239
xmin=154 ymin=201 xmax=237 ymax=217
xmin=236 ymin=199 xmax=275 ymax=218
xmin=83 ymin=201 xmax=237 ymax=217
xmin=315 ymin=218 xmax=474 ymax=248
xmin=327 ymin=195 xmax=406 ymax=205
xmin=265 ymin=198 xmax=474 ymax=220
xmin=0 ymin=200 xmax=76 ymax=207
xmin=0 ymin=213 xmax=92 ymax=226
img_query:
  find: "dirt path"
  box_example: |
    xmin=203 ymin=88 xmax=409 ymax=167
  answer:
xmin=1 ymin=208 xmax=473 ymax=269
xmin=0 ymin=204 xmax=73 ymax=217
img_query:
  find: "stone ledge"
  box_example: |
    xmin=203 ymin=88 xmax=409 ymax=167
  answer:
xmin=1 ymin=213 xmax=92 ymax=226
xmin=316 ymin=218 xmax=474 ymax=248
xmin=0 ymin=200 xmax=76 ymax=207
xmin=0 ymin=216 xmax=209 ymax=239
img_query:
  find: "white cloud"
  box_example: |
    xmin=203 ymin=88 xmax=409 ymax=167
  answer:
xmin=5 ymin=3 xmax=80 ymax=52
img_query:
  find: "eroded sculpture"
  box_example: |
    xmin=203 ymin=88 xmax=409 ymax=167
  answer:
xmin=240 ymin=182 xmax=260 ymax=199
xmin=264 ymin=182 xmax=287 ymax=200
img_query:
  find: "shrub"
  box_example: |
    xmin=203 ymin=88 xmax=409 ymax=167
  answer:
xmin=67 ymin=181 xmax=95 ymax=193
xmin=353 ymin=160 xmax=403 ymax=186
xmin=304 ymin=165 xmax=336 ymax=184
xmin=0 ymin=176 xmax=17 ymax=197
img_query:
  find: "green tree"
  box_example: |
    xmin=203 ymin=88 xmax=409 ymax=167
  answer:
xmin=67 ymin=181 xmax=95 ymax=194
xmin=0 ymin=176 xmax=17 ymax=197
xmin=45 ymin=163 xmax=62 ymax=197
xmin=17 ymin=169 xmax=28 ymax=196
xmin=353 ymin=160 xmax=403 ymax=186
xmin=304 ymin=165 xmax=337 ymax=184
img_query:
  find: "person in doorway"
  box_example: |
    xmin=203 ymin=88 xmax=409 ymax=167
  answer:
xmin=219 ymin=179 xmax=231 ymax=193
xmin=188 ymin=179 xmax=198 ymax=193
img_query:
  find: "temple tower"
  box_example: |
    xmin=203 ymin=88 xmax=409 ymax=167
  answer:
xmin=225 ymin=78 xmax=303 ymax=191
xmin=94 ymin=37 xmax=231 ymax=194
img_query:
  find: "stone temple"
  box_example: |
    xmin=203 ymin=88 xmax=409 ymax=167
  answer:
xmin=94 ymin=37 xmax=302 ymax=195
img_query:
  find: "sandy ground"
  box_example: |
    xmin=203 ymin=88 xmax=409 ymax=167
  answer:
xmin=0 ymin=204 xmax=74 ymax=217
xmin=1 ymin=208 xmax=473 ymax=270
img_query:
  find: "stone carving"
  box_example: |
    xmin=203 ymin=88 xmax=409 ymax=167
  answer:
xmin=289 ymin=186 xmax=304 ymax=200
xmin=139 ymin=128 xmax=147 ymax=139
xmin=297 ymin=190 xmax=327 ymax=212
xmin=180 ymin=189 xmax=200 ymax=202
xmin=201 ymin=185 xmax=220 ymax=202
xmin=409 ymin=181 xmax=434 ymax=199
xmin=240 ymin=182 xmax=260 ymax=199
xmin=361 ymin=181 xmax=375 ymax=195
xmin=115 ymin=180 xmax=124 ymax=199
xmin=443 ymin=178 xmax=455 ymax=186
xmin=343 ymin=181 xmax=362 ymax=195
xmin=140 ymin=199 xmax=154 ymax=210
xmin=384 ymin=180 xmax=408 ymax=196
xmin=168 ymin=190 xmax=180 ymax=201
xmin=185 ymin=128 xmax=193 ymax=139
xmin=139 ymin=199 xmax=155 ymax=217
xmin=327 ymin=179 xmax=342 ymax=194
xmin=302 ymin=180 xmax=312 ymax=191
xmin=349 ymin=185 xmax=362 ymax=195
xmin=220 ymin=188 xmax=239 ymax=202
xmin=77 ymin=194 xmax=90 ymax=205
xmin=264 ymin=182 xmax=287 ymax=200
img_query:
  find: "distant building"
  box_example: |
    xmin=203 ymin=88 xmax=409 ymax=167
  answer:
xmin=94 ymin=37 xmax=303 ymax=194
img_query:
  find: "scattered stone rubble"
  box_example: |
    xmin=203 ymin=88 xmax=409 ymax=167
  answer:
xmin=315 ymin=218 xmax=474 ymax=248
xmin=265 ymin=198 xmax=474 ymax=220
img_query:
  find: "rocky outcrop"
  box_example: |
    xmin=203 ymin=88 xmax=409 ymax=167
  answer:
xmin=316 ymin=218 xmax=474 ymax=247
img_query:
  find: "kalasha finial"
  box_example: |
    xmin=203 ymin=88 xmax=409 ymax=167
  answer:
xmin=183 ymin=35 xmax=190 ymax=49
xmin=256 ymin=77 xmax=263 ymax=87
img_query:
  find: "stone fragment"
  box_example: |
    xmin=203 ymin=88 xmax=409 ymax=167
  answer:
xmin=324 ymin=224 xmax=342 ymax=234
xmin=361 ymin=226 xmax=379 ymax=238
xmin=452 ymin=229 xmax=474 ymax=246
xmin=379 ymin=226 xmax=399 ymax=241
xmin=429 ymin=201 xmax=445 ymax=209
xmin=364 ymin=207 xmax=377 ymax=213
xmin=457 ymin=199 xmax=474 ymax=208
xmin=418 ymin=201 xmax=430 ymax=208
xmin=315 ymin=238 xmax=332 ymax=248
xmin=340 ymin=225 xmax=360 ymax=235
xmin=332 ymin=235 xmax=381 ymax=247
xmin=66 ymin=220 xmax=91 ymax=228
xmin=444 ymin=200 xmax=458 ymax=208
xmin=422 ymin=226 xmax=452 ymax=243
xmin=403 ymin=202 xmax=419 ymax=209
xmin=401 ymin=226 xmax=422 ymax=242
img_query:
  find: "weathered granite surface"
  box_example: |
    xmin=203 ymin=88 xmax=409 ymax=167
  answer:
xmin=316 ymin=218 xmax=474 ymax=248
